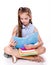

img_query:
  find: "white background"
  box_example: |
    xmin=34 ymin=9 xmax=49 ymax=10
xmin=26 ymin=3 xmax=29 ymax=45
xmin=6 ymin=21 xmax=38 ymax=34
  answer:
xmin=0 ymin=0 xmax=50 ymax=65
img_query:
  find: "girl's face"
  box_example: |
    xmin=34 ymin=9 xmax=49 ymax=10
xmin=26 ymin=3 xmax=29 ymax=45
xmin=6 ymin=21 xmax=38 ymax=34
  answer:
xmin=20 ymin=13 xmax=31 ymax=26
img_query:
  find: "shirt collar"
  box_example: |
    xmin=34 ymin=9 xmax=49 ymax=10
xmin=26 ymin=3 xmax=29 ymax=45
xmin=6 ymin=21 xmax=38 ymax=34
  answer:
xmin=22 ymin=23 xmax=32 ymax=29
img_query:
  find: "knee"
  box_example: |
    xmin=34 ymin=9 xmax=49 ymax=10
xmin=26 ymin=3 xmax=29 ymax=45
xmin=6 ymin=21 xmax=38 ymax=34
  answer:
xmin=42 ymin=47 xmax=46 ymax=53
xmin=4 ymin=46 xmax=12 ymax=54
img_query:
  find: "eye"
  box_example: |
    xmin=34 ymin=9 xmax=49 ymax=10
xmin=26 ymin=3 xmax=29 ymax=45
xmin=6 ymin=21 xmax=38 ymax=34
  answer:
xmin=25 ymin=18 xmax=28 ymax=20
xmin=20 ymin=18 xmax=23 ymax=20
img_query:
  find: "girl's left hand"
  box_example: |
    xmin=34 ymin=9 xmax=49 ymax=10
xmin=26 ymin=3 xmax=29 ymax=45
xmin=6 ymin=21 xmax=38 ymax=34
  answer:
xmin=24 ymin=44 xmax=34 ymax=50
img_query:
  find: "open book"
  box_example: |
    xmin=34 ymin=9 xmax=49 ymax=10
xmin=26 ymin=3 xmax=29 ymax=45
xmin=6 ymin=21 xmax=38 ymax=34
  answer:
xmin=13 ymin=32 xmax=38 ymax=49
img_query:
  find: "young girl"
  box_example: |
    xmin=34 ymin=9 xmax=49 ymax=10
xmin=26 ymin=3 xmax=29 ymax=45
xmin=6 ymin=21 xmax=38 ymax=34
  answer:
xmin=4 ymin=7 xmax=46 ymax=63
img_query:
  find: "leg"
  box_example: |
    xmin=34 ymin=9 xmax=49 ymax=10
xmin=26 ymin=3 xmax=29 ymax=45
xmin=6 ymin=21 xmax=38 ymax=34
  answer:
xmin=20 ymin=46 xmax=46 ymax=62
xmin=4 ymin=46 xmax=20 ymax=58
xmin=4 ymin=45 xmax=46 ymax=62
xmin=35 ymin=46 xmax=46 ymax=55
xmin=4 ymin=45 xmax=46 ymax=57
xmin=4 ymin=46 xmax=37 ymax=59
xmin=4 ymin=46 xmax=36 ymax=59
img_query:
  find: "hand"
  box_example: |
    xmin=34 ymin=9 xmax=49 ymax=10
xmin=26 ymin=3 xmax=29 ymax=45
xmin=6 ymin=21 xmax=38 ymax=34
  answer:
xmin=24 ymin=44 xmax=34 ymax=50
xmin=9 ymin=39 xmax=16 ymax=47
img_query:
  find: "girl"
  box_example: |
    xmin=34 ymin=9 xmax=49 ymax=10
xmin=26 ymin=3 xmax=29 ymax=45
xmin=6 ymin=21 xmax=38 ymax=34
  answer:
xmin=4 ymin=7 xmax=46 ymax=63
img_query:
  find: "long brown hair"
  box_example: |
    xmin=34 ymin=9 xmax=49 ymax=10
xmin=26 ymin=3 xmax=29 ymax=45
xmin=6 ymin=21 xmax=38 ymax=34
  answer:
xmin=18 ymin=7 xmax=32 ymax=37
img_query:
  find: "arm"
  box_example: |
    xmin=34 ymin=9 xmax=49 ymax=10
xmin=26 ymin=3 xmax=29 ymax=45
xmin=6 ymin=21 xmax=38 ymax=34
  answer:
xmin=32 ymin=27 xmax=43 ymax=48
xmin=24 ymin=27 xmax=43 ymax=49
xmin=9 ymin=25 xmax=18 ymax=47
xmin=12 ymin=25 xmax=18 ymax=36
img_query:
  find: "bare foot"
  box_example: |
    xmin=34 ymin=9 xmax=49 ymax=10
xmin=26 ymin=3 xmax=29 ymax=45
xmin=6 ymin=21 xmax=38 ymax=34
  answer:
xmin=32 ymin=55 xmax=44 ymax=62
xmin=12 ymin=56 xmax=18 ymax=63
xmin=19 ymin=55 xmax=44 ymax=62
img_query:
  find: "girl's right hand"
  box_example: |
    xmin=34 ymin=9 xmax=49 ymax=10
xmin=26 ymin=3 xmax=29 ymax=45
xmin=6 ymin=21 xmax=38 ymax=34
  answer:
xmin=9 ymin=39 xmax=16 ymax=47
